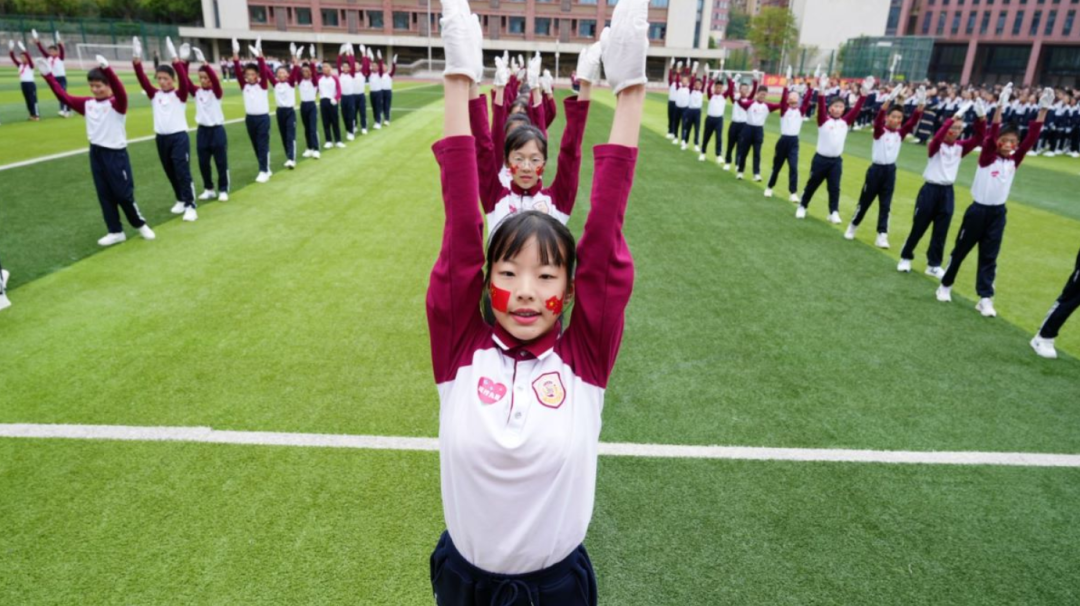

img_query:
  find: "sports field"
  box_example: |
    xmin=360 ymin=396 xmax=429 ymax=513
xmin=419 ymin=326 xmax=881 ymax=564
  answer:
xmin=1 ymin=67 xmax=1079 ymax=605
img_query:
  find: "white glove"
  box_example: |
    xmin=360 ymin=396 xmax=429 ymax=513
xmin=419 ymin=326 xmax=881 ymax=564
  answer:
xmin=916 ymin=85 xmax=927 ymax=106
xmin=541 ymin=69 xmax=553 ymax=94
xmin=955 ymin=100 xmax=973 ymax=117
xmin=194 ymin=47 xmax=206 ymax=63
xmin=166 ymin=36 xmax=177 ymax=60
xmin=819 ymin=74 xmax=829 ymax=91
xmin=32 ymin=29 xmax=39 ymax=41
xmin=311 ymin=44 xmax=317 ymax=59
xmin=813 ymin=64 xmax=821 ymax=79
xmin=861 ymin=75 xmax=876 ymax=95
xmin=133 ymin=37 xmax=143 ymax=60
xmin=297 ymin=45 xmax=304 ymax=59
xmin=1039 ymin=87 xmax=1055 ymax=110
xmin=7 ymin=41 xmax=13 ymax=51
xmin=494 ymin=51 xmax=509 ymax=86
xmin=439 ymin=0 xmax=483 ymax=83
xmin=999 ymin=82 xmax=1013 ymax=106
xmin=255 ymin=37 xmax=262 ymax=55
xmin=670 ymin=57 xmax=675 ymax=68
xmin=231 ymin=38 xmax=240 ymax=57
xmin=973 ymin=98 xmax=987 ymax=118
xmin=377 ymin=49 xmax=382 ymax=60
xmin=359 ymin=44 xmax=366 ymax=56
xmin=290 ymin=42 xmax=297 ymax=58
xmin=600 ymin=0 xmax=649 ymax=95
xmin=179 ymin=43 xmax=191 ymax=61
xmin=33 ymin=57 xmax=51 ymax=76
xmin=17 ymin=41 xmax=25 ymax=53
xmin=55 ymin=31 xmax=61 ymax=44
xmin=527 ymin=51 xmax=541 ymax=88
xmin=517 ymin=54 xmax=525 ymax=69
xmin=691 ymin=61 xmax=699 ymax=75
xmin=340 ymin=43 xmax=347 ymax=55
xmin=676 ymin=61 xmax=683 ymax=71
xmin=785 ymin=65 xmax=792 ymax=81
xmin=890 ymin=85 xmax=907 ymax=102
xmin=393 ymin=53 xmax=398 ymax=64
xmin=575 ymin=41 xmax=602 ymax=84
xmin=96 ymin=54 xmax=109 ymax=69
xmin=248 ymin=45 xmax=260 ymax=59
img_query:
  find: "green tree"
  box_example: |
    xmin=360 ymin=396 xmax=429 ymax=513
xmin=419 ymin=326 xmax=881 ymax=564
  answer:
xmin=726 ymin=10 xmax=750 ymax=40
xmin=748 ymin=7 xmax=797 ymax=73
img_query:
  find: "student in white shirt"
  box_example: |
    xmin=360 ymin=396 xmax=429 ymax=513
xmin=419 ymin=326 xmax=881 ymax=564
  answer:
xmin=178 ymin=48 xmax=230 ymax=202
xmin=8 ymin=41 xmax=39 ymax=120
xmin=231 ymin=39 xmax=273 ymax=183
xmin=31 ymin=29 xmax=69 ymax=117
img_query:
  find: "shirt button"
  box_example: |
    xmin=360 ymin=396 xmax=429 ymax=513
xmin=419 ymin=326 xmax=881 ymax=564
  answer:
xmin=514 ymin=412 xmax=522 ymax=419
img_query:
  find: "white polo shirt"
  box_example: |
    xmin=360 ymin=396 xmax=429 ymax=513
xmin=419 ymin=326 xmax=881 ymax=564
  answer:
xmin=274 ymin=80 xmax=296 ymax=109
xmin=706 ymin=94 xmax=726 ymax=118
xmin=195 ymin=87 xmax=225 ymax=127
xmin=817 ymin=117 xmax=852 ymax=158
xmin=298 ymin=79 xmax=317 ymax=102
xmin=674 ymin=86 xmax=690 ymax=109
xmin=150 ymin=89 xmax=188 ymax=136
xmin=780 ymin=107 xmax=804 ymax=136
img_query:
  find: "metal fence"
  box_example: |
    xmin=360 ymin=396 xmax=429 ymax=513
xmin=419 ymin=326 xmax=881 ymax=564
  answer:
xmin=0 ymin=14 xmax=178 ymax=63
xmin=840 ymin=36 xmax=934 ymax=83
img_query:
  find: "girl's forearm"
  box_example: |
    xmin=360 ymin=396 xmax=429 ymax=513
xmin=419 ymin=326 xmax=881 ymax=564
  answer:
xmin=444 ymin=75 xmax=471 ymax=138
xmin=609 ymin=84 xmax=645 ymax=147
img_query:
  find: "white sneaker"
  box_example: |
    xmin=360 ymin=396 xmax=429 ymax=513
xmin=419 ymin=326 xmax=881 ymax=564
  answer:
xmin=764 ymin=188 xmax=773 ymax=198
xmin=936 ymin=285 xmax=952 ymax=302
xmin=844 ymin=224 xmax=857 ymax=240
xmin=672 ymin=138 xmax=679 ymax=146
xmin=374 ymin=122 xmax=382 ymax=130
xmin=698 ymin=154 xmax=706 ymax=162
xmin=284 ymin=160 xmax=295 ymax=169
xmin=1070 ymin=152 xmax=1080 ymax=159
xmin=183 ymin=207 xmax=198 ymax=222
xmin=1 ymin=269 xmax=8 ymax=288
xmin=717 ymin=157 xmax=724 ymax=166
xmin=666 ymin=133 xmax=674 ymax=140
xmin=383 ymin=120 xmax=390 ymax=126
xmin=1030 ymin=336 xmax=1058 ymax=359
xmin=0 ymin=270 xmax=9 ymax=312
xmin=0 ymin=292 xmax=9 ymax=312
xmin=97 ymin=232 xmax=127 ymax=247
xmin=302 ymin=149 xmax=313 ymax=158
xmin=875 ymin=233 xmax=890 ymax=249
xmin=138 ymin=225 xmax=156 ymax=240
xmin=681 ymin=141 xmax=688 ymax=151
xmin=925 ymin=266 xmax=945 ymax=279
xmin=218 ymin=192 xmax=229 ymax=202
xmin=336 ymin=142 xmax=346 ymax=148
xmin=723 ymin=163 xmax=731 ymax=171
xmin=198 ymin=189 xmax=216 ymax=201
xmin=736 ymin=173 xmax=744 ymax=180
xmin=795 ymin=206 xmax=807 ymax=219
xmin=694 ymin=145 xmax=701 ymax=153
xmin=362 ymin=129 xmax=368 ymax=135
xmin=1044 ymin=151 xmax=1056 ymax=158
xmin=313 ymin=151 xmax=321 ymax=159
xmin=976 ymin=297 xmax=997 ymax=317
xmin=827 ymin=212 xmax=842 ymax=224
xmin=789 ymin=193 xmax=800 ymax=203
xmin=255 ymin=171 xmax=271 ymax=183
xmin=170 ymin=202 xmax=186 ymax=214
xmin=324 ymin=142 xmax=333 ymax=149
xmin=753 ymin=174 xmax=762 ymax=182
xmin=897 ymin=259 xmax=912 ymax=273
xmin=347 ymin=132 xmax=355 ymax=141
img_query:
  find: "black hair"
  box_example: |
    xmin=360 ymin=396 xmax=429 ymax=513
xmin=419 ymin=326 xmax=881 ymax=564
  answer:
xmin=87 ymin=68 xmax=107 ymax=84
xmin=999 ymin=122 xmax=1021 ymax=140
xmin=887 ymin=105 xmax=905 ymax=117
xmin=482 ymin=211 xmax=576 ymax=324
xmin=504 ymin=112 xmax=532 ymax=134
xmin=509 ymin=95 xmax=530 ymax=115
xmin=504 ymin=125 xmax=548 ymax=162
xmin=155 ymin=64 xmax=176 ymax=78
xmin=829 ymin=96 xmax=847 ymax=107
xmin=47 ymin=44 xmax=58 ymax=51
xmin=244 ymin=62 xmax=259 ymax=74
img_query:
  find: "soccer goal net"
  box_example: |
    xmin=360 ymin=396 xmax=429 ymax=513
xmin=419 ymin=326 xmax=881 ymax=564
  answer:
xmin=74 ymin=43 xmax=136 ymax=70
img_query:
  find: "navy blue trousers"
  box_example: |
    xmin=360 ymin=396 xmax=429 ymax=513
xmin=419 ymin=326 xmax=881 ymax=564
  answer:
xmin=245 ymin=114 xmax=271 ymax=172
xmin=852 ymin=163 xmax=897 ymax=233
xmin=702 ymin=116 xmax=723 ymax=157
xmin=667 ymin=100 xmax=678 ymax=136
xmin=276 ymin=107 xmax=297 ymax=162
xmin=320 ymin=98 xmax=341 ymax=144
xmin=737 ymin=124 xmax=765 ymax=175
xmin=681 ymin=108 xmax=701 ymax=145
xmin=942 ymin=202 xmax=1007 ymax=298
xmin=726 ymin=121 xmax=745 ymax=165
xmin=900 ymin=182 xmax=954 ymax=267
xmin=300 ymin=101 xmax=319 ymax=151
xmin=196 ymin=125 xmax=229 ymax=193
xmin=801 ymin=153 xmax=843 ymax=213
xmin=768 ymin=134 xmax=800 ymax=194
xmin=155 ymin=131 xmax=195 ymax=207
xmin=340 ymin=95 xmax=356 ymax=134
xmin=355 ymin=94 xmax=368 ymax=131
xmin=371 ymin=90 xmax=384 ymax=125
xmin=55 ymin=75 xmax=68 ymax=112
xmin=1039 ymin=249 xmax=1080 ymax=339
xmin=89 ymin=145 xmax=146 ymax=233
xmin=384 ymin=89 xmax=393 ymax=122
xmin=430 ymin=531 xmax=597 ymax=606
xmin=21 ymin=81 xmax=38 ymax=117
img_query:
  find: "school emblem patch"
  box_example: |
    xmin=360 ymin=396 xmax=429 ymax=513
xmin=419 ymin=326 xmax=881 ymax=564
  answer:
xmin=532 ymin=372 xmax=566 ymax=409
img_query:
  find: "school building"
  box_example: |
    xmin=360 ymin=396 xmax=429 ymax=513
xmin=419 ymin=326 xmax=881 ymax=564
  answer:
xmin=889 ymin=0 xmax=1080 ymax=86
xmin=180 ymin=0 xmax=738 ymax=78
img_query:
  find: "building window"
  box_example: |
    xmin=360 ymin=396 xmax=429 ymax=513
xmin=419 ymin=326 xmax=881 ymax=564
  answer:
xmin=923 ymin=11 xmax=933 ymax=32
xmin=648 ymin=22 xmax=666 ymax=39
xmin=250 ymin=5 xmax=268 ymax=23
xmin=1014 ymin=9 xmax=1025 ymax=31
xmin=1030 ymin=9 xmax=1042 ymax=33
xmin=1046 ymin=9 xmax=1057 ymax=32
xmin=368 ymin=10 xmax=384 ymax=28
xmin=937 ymin=10 xmax=947 ymax=33
xmin=650 ymin=0 xmax=669 ymax=6
xmin=579 ymin=0 xmax=598 ymax=4
xmin=508 ymin=16 xmax=526 ymax=34
xmin=534 ymin=17 xmax=552 ymax=35
xmin=296 ymin=7 xmax=312 ymax=25
xmin=967 ymin=10 xmax=977 ymax=31
xmin=996 ymin=10 xmax=1007 ymax=33
xmin=579 ymin=18 xmax=597 ymax=37
xmin=952 ymin=11 xmax=962 ymax=32
xmin=393 ymin=11 xmax=409 ymax=29
xmin=322 ymin=9 xmax=340 ymax=26
xmin=1065 ymin=9 xmax=1075 ymax=35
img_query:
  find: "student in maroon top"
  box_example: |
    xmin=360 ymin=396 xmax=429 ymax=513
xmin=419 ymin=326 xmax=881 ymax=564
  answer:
xmin=429 ymin=0 xmax=646 ymax=601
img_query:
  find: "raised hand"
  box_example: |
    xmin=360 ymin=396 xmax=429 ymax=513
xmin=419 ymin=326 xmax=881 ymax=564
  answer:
xmin=194 ymin=47 xmax=206 ymax=64
xmin=527 ymin=51 xmax=541 ymax=88
xmin=973 ymin=98 xmax=987 ymax=118
xmin=916 ymin=85 xmax=927 ymax=106
xmin=180 ymin=42 xmax=191 ymax=61
xmin=96 ymin=54 xmax=109 ymax=69
xmin=861 ymin=75 xmax=876 ymax=95
xmin=785 ymin=65 xmax=792 ymax=82
xmin=311 ymin=44 xmax=317 ymax=60
xmin=999 ymin=82 xmax=1013 ymax=106
xmin=290 ymin=42 xmax=297 ymax=58
xmin=34 ymin=57 xmax=51 ymax=76
xmin=231 ymin=37 xmax=240 ymax=58
xmin=32 ymin=29 xmax=39 ymax=41
xmin=955 ymin=100 xmax=974 ymax=117
xmin=17 ymin=40 xmax=25 ymax=53
xmin=576 ymin=41 xmax=602 ymax=84
xmin=1039 ymin=87 xmax=1055 ymax=109
xmin=133 ymin=37 xmax=143 ymax=60
xmin=439 ymin=0 xmax=483 ymax=83
xmin=494 ymin=51 xmax=509 ymax=87
xmin=166 ymin=36 xmax=178 ymax=60
xmin=600 ymin=0 xmax=649 ymax=95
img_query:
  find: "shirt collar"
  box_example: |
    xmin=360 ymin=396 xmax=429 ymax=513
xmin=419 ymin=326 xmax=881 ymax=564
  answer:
xmin=510 ymin=180 xmax=543 ymax=197
xmin=492 ymin=321 xmax=560 ymax=361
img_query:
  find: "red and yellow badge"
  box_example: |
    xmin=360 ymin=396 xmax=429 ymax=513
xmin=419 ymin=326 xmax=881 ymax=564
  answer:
xmin=531 ymin=372 xmax=566 ymax=409
xmin=545 ymin=295 xmax=563 ymax=315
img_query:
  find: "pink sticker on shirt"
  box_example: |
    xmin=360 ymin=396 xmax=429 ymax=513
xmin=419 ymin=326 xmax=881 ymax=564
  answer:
xmin=477 ymin=377 xmax=507 ymax=405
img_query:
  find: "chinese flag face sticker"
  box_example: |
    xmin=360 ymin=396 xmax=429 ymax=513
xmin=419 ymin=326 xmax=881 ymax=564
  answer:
xmin=490 ymin=283 xmax=511 ymax=313
xmin=545 ymin=295 xmax=563 ymax=315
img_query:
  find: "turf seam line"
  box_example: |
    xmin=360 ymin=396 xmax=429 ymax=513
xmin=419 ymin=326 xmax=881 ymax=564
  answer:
xmin=2 ymin=424 xmax=1079 ymax=468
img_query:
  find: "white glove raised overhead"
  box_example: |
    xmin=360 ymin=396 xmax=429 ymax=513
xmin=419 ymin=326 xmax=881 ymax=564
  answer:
xmin=17 ymin=40 xmax=25 ymax=53
xmin=916 ymin=85 xmax=927 ymax=105
xmin=1039 ymin=87 xmax=1055 ymax=110
xmin=813 ymin=64 xmax=821 ymax=79
xmin=999 ymin=82 xmax=1013 ymax=106
xmin=166 ymin=36 xmax=178 ymax=60
xmin=601 ymin=0 xmax=649 ymax=95
xmin=311 ymin=44 xmax=317 ymax=59
xmin=439 ymin=0 xmax=484 ymax=83
xmin=7 ymin=41 xmax=13 ymax=52
xmin=517 ymin=54 xmax=525 ymax=70
xmin=393 ymin=53 xmax=398 ymax=64
xmin=96 ymin=54 xmax=109 ymax=69
xmin=377 ymin=49 xmax=382 ymax=61
xmin=819 ymin=74 xmax=829 ymax=91
xmin=255 ymin=37 xmax=262 ymax=55
xmin=193 ymin=47 xmax=206 ymax=63
xmin=231 ymin=37 xmax=240 ymax=57
xmin=32 ymin=29 xmax=39 ymax=41
xmin=290 ymin=42 xmax=297 ymax=58
xmin=33 ymin=57 xmax=51 ymax=76
xmin=576 ymin=41 xmax=602 ymax=85
xmin=179 ymin=43 xmax=191 ymax=61
xmin=493 ymin=51 xmax=509 ymax=86
xmin=785 ymin=65 xmax=792 ymax=82
xmin=955 ymin=100 xmax=974 ymax=117
xmin=296 ymin=45 xmax=304 ymax=59
xmin=248 ymin=45 xmax=260 ymax=59
xmin=55 ymin=31 xmax=61 ymax=43
xmin=691 ymin=61 xmax=699 ymax=75
xmin=133 ymin=37 xmax=143 ymax=60
xmin=861 ymin=75 xmax=876 ymax=95
xmin=527 ymin=51 xmax=541 ymax=88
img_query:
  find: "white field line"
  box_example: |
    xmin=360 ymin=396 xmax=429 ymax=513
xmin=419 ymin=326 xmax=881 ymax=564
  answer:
xmin=0 ymin=118 xmax=246 ymax=172
xmin=2 ymin=423 xmax=1079 ymax=468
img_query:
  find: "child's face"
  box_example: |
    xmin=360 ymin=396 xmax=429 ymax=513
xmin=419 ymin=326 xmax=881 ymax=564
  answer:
xmin=945 ymin=120 xmax=964 ymax=144
xmin=322 ymin=64 xmax=332 ymax=75
xmin=886 ymin=109 xmax=904 ymax=130
xmin=302 ymin=66 xmax=312 ymax=79
xmin=340 ymin=62 xmax=351 ymax=74
xmin=693 ymin=80 xmax=702 ymax=91
xmin=489 ymin=236 xmax=572 ymax=343
xmin=755 ymin=89 xmax=767 ymax=102
xmin=244 ymin=68 xmax=259 ymax=84
xmin=276 ymin=67 xmax=290 ymax=82
xmin=828 ymin=100 xmax=846 ymax=119
xmin=739 ymin=84 xmax=750 ymax=96
xmin=156 ymin=72 xmax=175 ymax=91
xmin=787 ymin=92 xmax=799 ymax=108
xmin=89 ymin=80 xmax=112 ymax=100
xmin=198 ymin=71 xmax=211 ymax=88
xmin=49 ymin=47 xmax=59 ymax=58
xmin=681 ymin=76 xmax=690 ymax=87
xmin=506 ymin=139 xmax=545 ymax=189
xmin=998 ymin=133 xmax=1019 ymax=155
